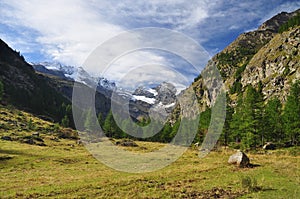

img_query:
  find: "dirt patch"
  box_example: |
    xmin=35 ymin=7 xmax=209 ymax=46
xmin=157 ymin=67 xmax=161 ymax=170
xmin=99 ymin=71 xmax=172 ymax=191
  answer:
xmin=176 ymin=187 xmax=246 ymax=199
xmin=54 ymin=158 xmax=80 ymax=164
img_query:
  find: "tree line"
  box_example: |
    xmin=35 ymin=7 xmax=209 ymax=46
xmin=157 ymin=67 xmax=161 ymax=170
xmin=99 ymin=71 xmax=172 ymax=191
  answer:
xmin=221 ymin=81 xmax=300 ymax=149
xmin=65 ymin=81 xmax=300 ymax=149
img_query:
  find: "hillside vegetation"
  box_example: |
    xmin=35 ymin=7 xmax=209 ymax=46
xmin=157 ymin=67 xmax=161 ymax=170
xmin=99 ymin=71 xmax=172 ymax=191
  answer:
xmin=190 ymin=10 xmax=300 ymax=150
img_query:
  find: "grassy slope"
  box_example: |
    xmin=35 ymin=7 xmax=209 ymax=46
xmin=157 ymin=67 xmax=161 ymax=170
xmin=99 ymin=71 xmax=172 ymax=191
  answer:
xmin=0 ymin=106 xmax=299 ymax=198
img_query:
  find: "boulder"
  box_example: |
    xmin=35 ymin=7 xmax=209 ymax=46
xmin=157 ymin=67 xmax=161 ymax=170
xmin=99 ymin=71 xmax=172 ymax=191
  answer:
xmin=228 ymin=150 xmax=250 ymax=167
xmin=263 ymin=142 xmax=276 ymax=150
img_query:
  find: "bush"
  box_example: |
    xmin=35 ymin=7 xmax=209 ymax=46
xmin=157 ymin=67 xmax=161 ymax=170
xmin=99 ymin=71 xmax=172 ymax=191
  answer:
xmin=241 ymin=176 xmax=261 ymax=192
xmin=58 ymin=128 xmax=78 ymax=140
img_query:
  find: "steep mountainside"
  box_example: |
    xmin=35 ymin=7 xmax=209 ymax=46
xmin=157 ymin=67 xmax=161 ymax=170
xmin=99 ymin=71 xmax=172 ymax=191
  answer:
xmin=0 ymin=39 xmax=70 ymax=121
xmin=192 ymin=9 xmax=300 ymax=107
xmin=241 ymin=27 xmax=300 ymax=102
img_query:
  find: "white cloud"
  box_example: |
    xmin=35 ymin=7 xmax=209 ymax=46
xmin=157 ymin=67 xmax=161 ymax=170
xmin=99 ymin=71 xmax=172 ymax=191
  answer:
xmin=0 ymin=0 xmax=123 ymax=66
xmin=0 ymin=0 xmax=210 ymax=85
xmin=1 ymin=0 xmax=300 ymax=84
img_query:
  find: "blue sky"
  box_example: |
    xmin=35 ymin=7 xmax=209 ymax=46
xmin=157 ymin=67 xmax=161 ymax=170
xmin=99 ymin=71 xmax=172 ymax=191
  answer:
xmin=0 ymin=0 xmax=299 ymax=85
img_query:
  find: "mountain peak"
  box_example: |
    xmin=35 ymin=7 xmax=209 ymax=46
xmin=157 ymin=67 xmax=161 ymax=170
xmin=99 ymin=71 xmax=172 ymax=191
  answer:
xmin=258 ymin=9 xmax=300 ymax=32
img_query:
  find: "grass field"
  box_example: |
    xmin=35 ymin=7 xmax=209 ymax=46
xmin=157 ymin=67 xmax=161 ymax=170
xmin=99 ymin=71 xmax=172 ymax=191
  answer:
xmin=1 ymin=139 xmax=299 ymax=198
xmin=0 ymin=107 xmax=299 ymax=198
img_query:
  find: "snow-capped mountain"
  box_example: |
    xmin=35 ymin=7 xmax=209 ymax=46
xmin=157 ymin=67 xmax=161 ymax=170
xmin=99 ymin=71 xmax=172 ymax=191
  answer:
xmin=33 ymin=62 xmax=77 ymax=75
xmin=31 ymin=62 xmax=116 ymax=93
xmin=128 ymin=83 xmax=178 ymax=121
xmin=32 ymin=62 xmax=178 ymax=122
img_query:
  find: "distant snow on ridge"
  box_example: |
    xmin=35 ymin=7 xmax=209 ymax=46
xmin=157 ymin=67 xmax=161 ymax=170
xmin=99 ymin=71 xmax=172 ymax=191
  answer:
xmin=132 ymin=95 xmax=156 ymax=104
xmin=148 ymin=88 xmax=158 ymax=96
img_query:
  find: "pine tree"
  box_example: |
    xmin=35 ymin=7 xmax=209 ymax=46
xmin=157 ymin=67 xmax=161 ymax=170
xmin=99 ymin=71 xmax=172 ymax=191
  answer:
xmin=61 ymin=115 xmax=70 ymax=128
xmin=97 ymin=112 xmax=104 ymax=127
xmin=263 ymin=97 xmax=283 ymax=143
xmin=84 ymin=108 xmax=98 ymax=132
xmin=197 ymin=108 xmax=211 ymax=143
xmin=241 ymin=85 xmax=263 ymax=149
xmin=222 ymin=94 xmax=234 ymax=146
xmin=160 ymin=122 xmax=173 ymax=142
xmin=169 ymin=119 xmax=180 ymax=143
xmin=230 ymin=94 xmax=244 ymax=144
xmin=103 ymin=110 xmax=123 ymax=138
xmin=283 ymin=81 xmax=300 ymax=145
xmin=230 ymin=85 xmax=264 ymax=149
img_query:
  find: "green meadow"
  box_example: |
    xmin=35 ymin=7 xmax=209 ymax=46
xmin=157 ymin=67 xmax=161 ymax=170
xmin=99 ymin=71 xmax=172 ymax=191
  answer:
xmin=0 ymin=106 xmax=299 ymax=198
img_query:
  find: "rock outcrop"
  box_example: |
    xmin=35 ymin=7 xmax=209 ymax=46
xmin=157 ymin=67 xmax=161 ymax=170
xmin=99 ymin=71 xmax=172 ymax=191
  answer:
xmin=228 ymin=151 xmax=250 ymax=167
xmin=191 ymin=8 xmax=300 ymax=108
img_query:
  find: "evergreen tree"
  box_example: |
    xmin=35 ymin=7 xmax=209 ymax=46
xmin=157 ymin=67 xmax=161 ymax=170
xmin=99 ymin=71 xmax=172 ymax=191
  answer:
xmin=283 ymin=81 xmax=300 ymax=145
xmin=222 ymin=94 xmax=234 ymax=146
xmin=169 ymin=119 xmax=180 ymax=143
xmin=97 ymin=112 xmax=104 ymax=127
xmin=230 ymin=85 xmax=264 ymax=149
xmin=263 ymin=97 xmax=283 ymax=143
xmin=59 ymin=103 xmax=74 ymax=128
xmin=61 ymin=115 xmax=70 ymax=128
xmin=84 ymin=108 xmax=98 ymax=132
xmin=103 ymin=110 xmax=123 ymax=138
xmin=160 ymin=122 xmax=173 ymax=142
xmin=65 ymin=104 xmax=74 ymax=128
xmin=197 ymin=108 xmax=211 ymax=143
xmin=241 ymin=85 xmax=263 ymax=149
xmin=230 ymin=94 xmax=244 ymax=143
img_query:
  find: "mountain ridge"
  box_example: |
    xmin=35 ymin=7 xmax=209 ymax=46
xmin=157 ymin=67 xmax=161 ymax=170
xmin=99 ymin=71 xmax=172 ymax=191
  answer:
xmin=192 ymin=8 xmax=300 ymax=108
xmin=0 ymin=39 xmax=70 ymax=121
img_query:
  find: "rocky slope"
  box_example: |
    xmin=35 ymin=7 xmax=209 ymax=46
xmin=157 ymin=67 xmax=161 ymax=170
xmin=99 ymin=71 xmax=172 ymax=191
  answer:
xmin=192 ymin=9 xmax=300 ymax=108
xmin=241 ymin=27 xmax=300 ymax=102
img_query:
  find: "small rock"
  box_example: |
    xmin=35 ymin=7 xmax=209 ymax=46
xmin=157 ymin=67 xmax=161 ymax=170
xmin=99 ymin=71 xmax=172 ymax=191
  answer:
xmin=228 ymin=150 xmax=250 ymax=167
xmin=263 ymin=142 xmax=276 ymax=150
xmin=1 ymin=136 xmax=12 ymax=141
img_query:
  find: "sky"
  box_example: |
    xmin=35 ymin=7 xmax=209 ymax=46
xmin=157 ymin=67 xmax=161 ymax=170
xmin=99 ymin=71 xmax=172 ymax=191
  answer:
xmin=0 ymin=0 xmax=299 ymax=87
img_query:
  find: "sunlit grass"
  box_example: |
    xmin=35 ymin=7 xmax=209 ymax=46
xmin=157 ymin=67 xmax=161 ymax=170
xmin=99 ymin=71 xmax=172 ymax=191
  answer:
xmin=0 ymin=106 xmax=299 ymax=198
xmin=1 ymin=138 xmax=299 ymax=198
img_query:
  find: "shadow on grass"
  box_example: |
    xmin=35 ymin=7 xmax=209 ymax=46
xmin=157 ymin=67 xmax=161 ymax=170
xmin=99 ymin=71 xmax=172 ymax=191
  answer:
xmin=0 ymin=155 xmax=13 ymax=161
xmin=0 ymin=149 xmax=28 ymax=156
xmin=247 ymin=163 xmax=261 ymax=168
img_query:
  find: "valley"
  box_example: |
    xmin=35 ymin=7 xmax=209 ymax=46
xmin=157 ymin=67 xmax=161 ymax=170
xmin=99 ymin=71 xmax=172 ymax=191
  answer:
xmin=0 ymin=4 xmax=300 ymax=199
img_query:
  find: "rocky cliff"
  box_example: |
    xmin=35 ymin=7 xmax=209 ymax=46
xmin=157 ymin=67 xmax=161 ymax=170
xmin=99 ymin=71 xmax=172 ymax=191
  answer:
xmin=192 ymin=8 xmax=300 ymax=108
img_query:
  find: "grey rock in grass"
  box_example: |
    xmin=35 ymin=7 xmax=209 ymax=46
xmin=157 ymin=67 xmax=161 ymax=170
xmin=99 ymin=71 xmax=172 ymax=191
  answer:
xmin=228 ymin=150 xmax=250 ymax=167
